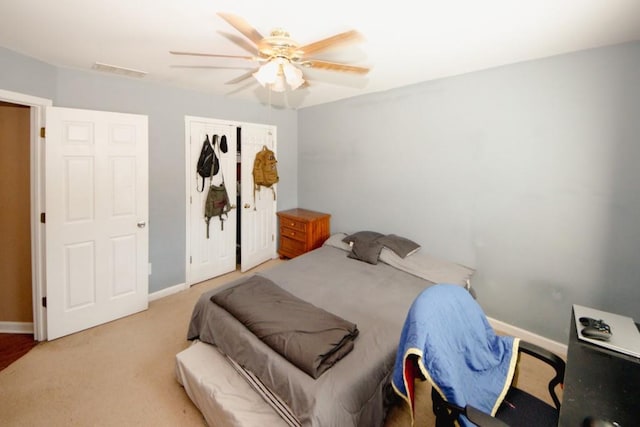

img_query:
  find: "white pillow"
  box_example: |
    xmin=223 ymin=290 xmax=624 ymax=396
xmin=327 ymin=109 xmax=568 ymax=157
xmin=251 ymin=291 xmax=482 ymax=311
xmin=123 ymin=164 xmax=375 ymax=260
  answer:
xmin=322 ymin=233 xmax=352 ymax=252
xmin=379 ymin=248 xmax=475 ymax=287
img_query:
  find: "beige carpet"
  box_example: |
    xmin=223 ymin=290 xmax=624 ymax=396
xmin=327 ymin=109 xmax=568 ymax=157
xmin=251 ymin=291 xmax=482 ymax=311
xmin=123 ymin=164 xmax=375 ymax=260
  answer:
xmin=0 ymin=259 xmax=561 ymax=427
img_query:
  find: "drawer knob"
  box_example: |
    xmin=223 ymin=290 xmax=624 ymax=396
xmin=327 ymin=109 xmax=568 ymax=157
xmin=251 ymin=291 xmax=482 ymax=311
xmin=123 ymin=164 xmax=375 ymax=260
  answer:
xmin=290 ymin=232 xmax=295 ymax=236
xmin=290 ymin=222 xmax=295 ymax=226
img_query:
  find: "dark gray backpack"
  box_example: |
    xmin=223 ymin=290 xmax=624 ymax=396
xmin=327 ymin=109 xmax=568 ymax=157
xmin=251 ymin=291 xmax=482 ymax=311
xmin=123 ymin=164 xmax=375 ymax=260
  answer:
xmin=196 ymin=134 xmax=219 ymax=192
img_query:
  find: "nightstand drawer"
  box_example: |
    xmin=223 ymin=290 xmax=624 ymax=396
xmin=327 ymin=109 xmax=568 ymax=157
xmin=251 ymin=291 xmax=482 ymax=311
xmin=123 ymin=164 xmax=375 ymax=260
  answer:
xmin=279 ymin=217 xmax=307 ymax=233
xmin=280 ymin=226 xmax=307 ymax=243
xmin=279 ymin=235 xmax=305 ymax=257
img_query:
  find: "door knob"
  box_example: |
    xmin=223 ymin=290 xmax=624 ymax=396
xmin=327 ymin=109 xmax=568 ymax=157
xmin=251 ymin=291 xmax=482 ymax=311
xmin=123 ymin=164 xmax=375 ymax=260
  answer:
xmin=137 ymin=221 xmax=146 ymax=228
xmin=244 ymin=203 xmax=251 ymax=209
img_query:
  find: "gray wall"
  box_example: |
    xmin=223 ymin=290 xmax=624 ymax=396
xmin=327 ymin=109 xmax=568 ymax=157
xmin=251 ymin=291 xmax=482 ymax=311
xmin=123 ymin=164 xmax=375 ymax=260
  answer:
xmin=298 ymin=42 xmax=640 ymax=342
xmin=1 ymin=47 xmax=298 ymax=293
xmin=4 ymin=42 xmax=639 ymax=343
xmin=0 ymin=47 xmax=57 ymax=99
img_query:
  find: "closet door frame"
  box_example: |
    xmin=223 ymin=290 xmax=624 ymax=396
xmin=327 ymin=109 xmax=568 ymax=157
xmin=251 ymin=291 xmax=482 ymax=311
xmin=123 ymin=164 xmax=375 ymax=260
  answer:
xmin=183 ymin=116 xmax=277 ymax=286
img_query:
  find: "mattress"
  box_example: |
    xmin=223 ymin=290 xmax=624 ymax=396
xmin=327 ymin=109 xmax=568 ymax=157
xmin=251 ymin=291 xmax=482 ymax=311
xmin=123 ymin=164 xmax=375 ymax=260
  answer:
xmin=176 ymin=340 xmax=291 ymax=427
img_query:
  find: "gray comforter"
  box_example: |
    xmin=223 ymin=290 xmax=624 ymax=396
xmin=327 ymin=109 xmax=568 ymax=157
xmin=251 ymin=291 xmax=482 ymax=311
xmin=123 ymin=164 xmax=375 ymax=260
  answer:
xmin=210 ymin=275 xmax=359 ymax=379
xmin=187 ymin=243 xmax=471 ymax=426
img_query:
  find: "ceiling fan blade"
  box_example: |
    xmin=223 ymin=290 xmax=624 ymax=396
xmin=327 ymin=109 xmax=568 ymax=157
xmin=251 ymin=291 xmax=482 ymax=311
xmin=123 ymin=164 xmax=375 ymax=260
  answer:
xmin=170 ymin=65 xmax=255 ymax=71
xmin=217 ymin=12 xmax=264 ymax=46
xmin=305 ymin=60 xmax=370 ymax=75
xmin=298 ymin=30 xmax=363 ymax=57
xmin=169 ymin=51 xmax=255 ymax=61
xmin=219 ymin=32 xmax=260 ymax=56
xmin=226 ymin=68 xmax=259 ymax=85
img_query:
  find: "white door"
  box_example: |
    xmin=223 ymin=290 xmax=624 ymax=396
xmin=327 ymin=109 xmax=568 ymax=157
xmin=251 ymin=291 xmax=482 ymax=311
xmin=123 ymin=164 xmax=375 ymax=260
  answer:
xmin=240 ymin=125 xmax=277 ymax=272
xmin=187 ymin=118 xmax=237 ymax=284
xmin=45 ymin=107 xmax=148 ymax=340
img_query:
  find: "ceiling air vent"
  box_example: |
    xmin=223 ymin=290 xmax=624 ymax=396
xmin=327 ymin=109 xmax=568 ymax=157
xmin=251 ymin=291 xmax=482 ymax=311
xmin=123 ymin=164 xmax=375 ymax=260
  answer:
xmin=91 ymin=62 xmax=147 ymax=78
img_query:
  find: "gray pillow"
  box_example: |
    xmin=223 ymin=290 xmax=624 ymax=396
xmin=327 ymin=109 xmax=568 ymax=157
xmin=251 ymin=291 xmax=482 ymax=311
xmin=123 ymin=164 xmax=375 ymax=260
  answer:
xmin=347 ymin=239 xmax=384 ymax=264
xmin=377 ymin=234 xmax=421 ymax=258
xmin=342 ymin=231 xmax=384 ymax=245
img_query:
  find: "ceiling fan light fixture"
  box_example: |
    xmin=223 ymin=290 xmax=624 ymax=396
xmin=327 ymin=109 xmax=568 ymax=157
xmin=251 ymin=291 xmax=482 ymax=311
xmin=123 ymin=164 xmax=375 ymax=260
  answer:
xmin=253 ymin=60 xmax=279 ymax=86
xmin=282 ymin=62 xmax=304 ymax=90
xmin=253 ymin=58 xmax=305 ymax=92
xmin=271 ymin=73 xmax=287 ymax=92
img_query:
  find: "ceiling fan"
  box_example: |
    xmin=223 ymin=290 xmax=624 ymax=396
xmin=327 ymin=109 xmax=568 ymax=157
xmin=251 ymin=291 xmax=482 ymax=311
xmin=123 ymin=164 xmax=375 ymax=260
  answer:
xmin=170 ymin=12 xmax=370 ymax=92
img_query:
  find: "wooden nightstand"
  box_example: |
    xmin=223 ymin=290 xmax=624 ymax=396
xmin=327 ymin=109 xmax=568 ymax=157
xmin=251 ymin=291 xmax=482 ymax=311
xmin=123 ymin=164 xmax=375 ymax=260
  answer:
xmin=277 ymin=208 xmax=331 ymax=259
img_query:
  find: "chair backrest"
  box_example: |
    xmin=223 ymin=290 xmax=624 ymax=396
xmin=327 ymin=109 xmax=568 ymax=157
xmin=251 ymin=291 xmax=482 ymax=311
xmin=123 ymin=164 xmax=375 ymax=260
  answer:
xmin=517 ymin=341 xmax=565 ymax=409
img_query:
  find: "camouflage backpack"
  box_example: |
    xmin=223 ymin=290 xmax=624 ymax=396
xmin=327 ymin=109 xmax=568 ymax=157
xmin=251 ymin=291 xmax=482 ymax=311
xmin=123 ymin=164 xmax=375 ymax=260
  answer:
xmin=252 ymin=145 xmax=279 ymax=203
xmin=204 ymin=137 xmax=231 ymax=237
xmin=204 ymin=182 xmax=231 ymax=237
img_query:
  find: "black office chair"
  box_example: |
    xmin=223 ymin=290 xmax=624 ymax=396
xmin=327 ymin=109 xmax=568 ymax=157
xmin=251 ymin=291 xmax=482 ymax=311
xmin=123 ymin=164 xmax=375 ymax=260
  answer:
xmin=430 ymin=339 xmax=565 ymax=427
xmin=391 ymin=284 xmax=566 ymax=427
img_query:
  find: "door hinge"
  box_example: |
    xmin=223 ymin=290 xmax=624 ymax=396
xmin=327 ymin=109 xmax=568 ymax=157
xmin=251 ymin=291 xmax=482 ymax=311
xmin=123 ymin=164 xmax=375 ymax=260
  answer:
xmin=42 ymin=297 xmax=47 ymax=308
xmin=189 ymin=256 xmax=192 ymax=264
xmin=40 ymin=127 xmax=45 ymax=138
xmin=190 ymin=196 xmax=192 ymax=204
xmin=272 ymin=234 xmax=274 ymax=241
xmin=40 ymin=212 xmax=46 ymax=223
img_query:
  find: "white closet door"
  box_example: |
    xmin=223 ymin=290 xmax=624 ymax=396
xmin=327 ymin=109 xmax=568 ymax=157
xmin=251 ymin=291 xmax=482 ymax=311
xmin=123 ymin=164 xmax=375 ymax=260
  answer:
xmin=186 ymin=118 xmax=237 ymax=285
xmin=240 ymin=125 xmax=277 ymax=272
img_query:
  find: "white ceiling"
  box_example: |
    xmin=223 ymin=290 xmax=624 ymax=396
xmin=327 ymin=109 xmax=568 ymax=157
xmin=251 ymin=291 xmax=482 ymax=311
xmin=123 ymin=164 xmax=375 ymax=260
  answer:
xmin=2 ymin=0 xmax=640 ymax=109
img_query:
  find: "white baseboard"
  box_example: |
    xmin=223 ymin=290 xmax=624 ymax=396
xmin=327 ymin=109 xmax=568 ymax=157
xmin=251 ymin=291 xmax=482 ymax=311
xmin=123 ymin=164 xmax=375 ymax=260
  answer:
xmin=148 ymin=282 xmax=187 ymax=302
xmin=0 ymin=321 xmax=34 ymax=334
xmin=488 ymin=317 xmax=567 ymax=358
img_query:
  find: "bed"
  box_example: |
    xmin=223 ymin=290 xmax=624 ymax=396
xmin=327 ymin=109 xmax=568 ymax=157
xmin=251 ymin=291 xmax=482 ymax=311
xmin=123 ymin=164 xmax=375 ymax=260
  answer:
xmin=177 ymin=232 xmax=474 ymax=427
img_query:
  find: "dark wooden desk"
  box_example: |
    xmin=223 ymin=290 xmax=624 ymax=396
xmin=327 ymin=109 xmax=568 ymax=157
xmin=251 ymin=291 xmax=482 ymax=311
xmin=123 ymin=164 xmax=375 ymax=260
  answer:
xmin=558 ymin=308 xmax=640 ymax=426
